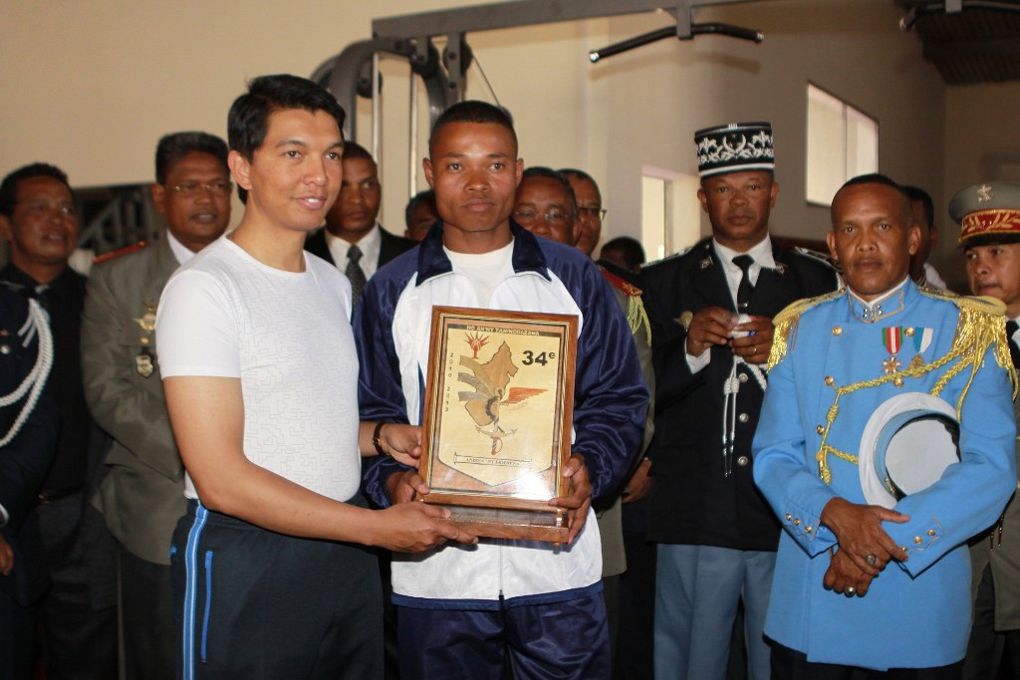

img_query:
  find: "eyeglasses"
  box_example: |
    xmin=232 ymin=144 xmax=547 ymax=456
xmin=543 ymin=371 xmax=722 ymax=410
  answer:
xmin=577 ymin=206 xmax=607 ymax=221
xmin=18 ymin=199 xmax=77 ymax=217
xmin=171 ymin=180 xmax=233 ymax=197
xmin=513 ymin=208 xmax=572 ymax=224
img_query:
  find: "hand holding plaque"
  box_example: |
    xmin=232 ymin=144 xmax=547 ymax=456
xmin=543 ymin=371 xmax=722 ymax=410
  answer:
xmin=548 ymin=453 xmax=593 ymax=544
xmin=417 ymin=306 xmax=579 ymax=542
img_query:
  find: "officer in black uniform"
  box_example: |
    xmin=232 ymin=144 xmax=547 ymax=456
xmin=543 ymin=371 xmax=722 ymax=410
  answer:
xmin=0 ymin=163 xmax=117 ymax=678
xmin=642 ymin=122 xmax=837 ymax=680
xmin=0 ymin=287 xmax=57 ymax=679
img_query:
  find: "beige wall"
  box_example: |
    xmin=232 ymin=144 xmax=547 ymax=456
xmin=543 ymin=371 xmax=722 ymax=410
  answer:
xmin=0 ymin=0 xmax=995 ymax=271
xmin=0 ymin=0 xmax=592 ymax=234
xmin=594 ymin=0 xmax=945 ymax=252
xmin=941 ymin=82 xmax=1020 ymax=288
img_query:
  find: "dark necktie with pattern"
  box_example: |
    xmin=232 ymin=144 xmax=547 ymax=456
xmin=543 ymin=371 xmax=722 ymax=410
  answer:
xmin=1007 ymin=319 xmax=1020 ymax=369
xmin=732 ymin=254 xmax=755 ymax=313
xmin=345 ymin=244 xmax=367 ymax=303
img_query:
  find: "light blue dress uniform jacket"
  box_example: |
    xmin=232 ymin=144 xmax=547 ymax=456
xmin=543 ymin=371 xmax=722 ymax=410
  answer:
xmin=752 ymin=280 xmax=1017 ymax=670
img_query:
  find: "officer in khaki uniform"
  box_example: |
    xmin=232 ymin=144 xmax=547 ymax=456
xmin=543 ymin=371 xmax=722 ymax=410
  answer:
xmin=83 ymin=132 xmax=231 ymax=680
xmin=753 ymin=174 xmax=1017 ymax=677
xmin=956 ymin=181 xmax=1020 ymax=679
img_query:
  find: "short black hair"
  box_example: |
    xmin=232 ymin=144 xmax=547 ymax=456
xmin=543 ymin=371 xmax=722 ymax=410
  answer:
xmin=155 ymin=132 xmax=228 ymax=185
xmin=839 ymin=173 xmax=907 ymax=197
xmin=341 ymin=141 xmax=375 ymax=163
xmin=833 ymin=173 xmax=911 ymax=224
xmin=600 ymin=236 xmax=646 ymax=270
xmin=228 ymin=74 xmax=346 ymax=202
xmin=405 ymin=189 xmax=436 ymax=227
xmin=903 ymin=185 xmax=936 ymax=231
xmin=558 ymin=168 xmax=602 ymax=203
xmin=428 ymin=101 xmax=517 ymax=157
xmin=520 ymin=167 xmax=576 ymax=214
xmin=0 ymin=163 xmax=72 ymax=219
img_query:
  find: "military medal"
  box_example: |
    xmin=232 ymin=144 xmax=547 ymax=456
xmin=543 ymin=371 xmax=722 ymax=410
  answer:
xmin=908 ymin=328 xmax=931 ymax=370
xmin=136 ymin=348 xmax=154 ymax=378
xmin=134 ymin=300 xmax=158 ymax=378
xmin=135 ymin=301 xmax=157 ymax=333
xmin=882 ymin=327 xmax=903 ymax=375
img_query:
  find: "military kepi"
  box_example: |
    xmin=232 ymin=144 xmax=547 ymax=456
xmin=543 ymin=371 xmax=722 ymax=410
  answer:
xmin=694 ymin=121 xmax=774 ymax=178
xmin=950 ymin=181 xmax=1020 ymax=246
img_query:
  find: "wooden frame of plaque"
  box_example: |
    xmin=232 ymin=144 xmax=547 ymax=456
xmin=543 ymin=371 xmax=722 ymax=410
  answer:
xmin=418 ymin=306 xmax=578 ymax=542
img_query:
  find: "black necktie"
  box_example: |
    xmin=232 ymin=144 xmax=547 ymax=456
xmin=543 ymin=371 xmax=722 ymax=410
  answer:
xmin=732 ymin=254 xmax=755 ymax=312
xmin=1007 ymin=320 xmax=1020 ymax=369
xmin=345 ymin=245 xmax=367 ymax=303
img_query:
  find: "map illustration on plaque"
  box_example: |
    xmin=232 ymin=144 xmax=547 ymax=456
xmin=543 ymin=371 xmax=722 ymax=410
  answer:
xmin=419 ymin=307 xmax=577 ymax=541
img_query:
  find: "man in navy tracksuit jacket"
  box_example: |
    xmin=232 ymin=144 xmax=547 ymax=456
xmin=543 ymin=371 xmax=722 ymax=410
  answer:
xmin=356 ymin=101 xmax=647 ymax=679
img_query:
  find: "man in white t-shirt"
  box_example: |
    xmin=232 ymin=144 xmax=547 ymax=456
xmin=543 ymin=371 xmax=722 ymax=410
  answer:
xmin=356 ymin=101 xmax=648 ymax=679
xmin=155 ymin=74 xmax=474 ymax=680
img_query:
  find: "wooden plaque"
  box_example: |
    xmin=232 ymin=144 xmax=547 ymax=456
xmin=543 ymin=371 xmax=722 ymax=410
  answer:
xmin=418 ymin=306 xmax=578 ymax=542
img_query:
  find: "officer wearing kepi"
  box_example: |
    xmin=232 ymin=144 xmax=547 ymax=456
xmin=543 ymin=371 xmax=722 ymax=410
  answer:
xmin=955 ymin=181 xmax=1020 ymax=679
xmin=753 ymin=173 xmax=1017 ymax=677
xmin=642 ymin=121 xmax=836 ymax=680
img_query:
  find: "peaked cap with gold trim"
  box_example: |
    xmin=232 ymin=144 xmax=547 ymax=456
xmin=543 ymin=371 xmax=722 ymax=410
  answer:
xmin=951 ymin=182 xmax=1020 ymax=247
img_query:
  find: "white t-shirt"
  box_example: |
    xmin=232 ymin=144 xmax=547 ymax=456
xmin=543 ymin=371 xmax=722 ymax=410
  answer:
xmin=155 ymin=237 xmax=361 ymax=503
xmin=444 ymin=240 xmax=514 ymax=305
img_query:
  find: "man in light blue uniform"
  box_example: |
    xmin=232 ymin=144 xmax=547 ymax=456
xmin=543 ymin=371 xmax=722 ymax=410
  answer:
xmin=753 ymin=174 xmax=1017 ymax=677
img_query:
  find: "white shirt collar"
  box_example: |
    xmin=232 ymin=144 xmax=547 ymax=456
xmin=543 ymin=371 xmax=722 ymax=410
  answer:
xmin=166 ymin=230 xmax=197 ymax=265
xmin=324 ymin=223 xmax=383 ymax=278
xmin=713 ymin=235 xmax=776 ymax=272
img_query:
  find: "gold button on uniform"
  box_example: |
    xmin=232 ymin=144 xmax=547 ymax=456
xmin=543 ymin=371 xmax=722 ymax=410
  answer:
xmin=914 ymin=536 xmax=923 ymax=544
xmin=927 ymin=529 xmax=936 ymax=536
xmin=737 ymin=456 xmax=749 ymax=467
xmin=904 ymin=327 xmax=915 ymax=337
xmin=140 ymin=336 xmax=150 ymax=346
xmin=738 ymin=413 xmax=749 ymax=424
xmin=816 ymin=425 xmax=825 ymax=435
xmin=824 ymin=376 xmax=834 ymax=386
xmin=805 ymin=525 xmax=813 ymax=533
xmin=785 ymin=513 xmax=793 ymax=521
xmin=738 ymin=373 xmax=748 ymax=383
xmin=0 ymin=345 xmax=9 ymax=355
xmin=794 ymin=519 xmax=801 ymax=526
xmin=893 ymin=376 xmax=904 ymax=388
xmin=832 ymin=326 xmax=843 ymax=336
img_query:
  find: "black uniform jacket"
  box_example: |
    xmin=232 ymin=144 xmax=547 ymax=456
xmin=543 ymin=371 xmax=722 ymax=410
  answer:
xmin=0 ymin=289 xmax=57 ymax=605
xmin=641 ymin=237 xmax=836 ymax=550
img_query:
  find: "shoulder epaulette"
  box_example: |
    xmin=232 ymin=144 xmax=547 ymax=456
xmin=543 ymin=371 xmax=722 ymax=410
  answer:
xmin=93 ymin=241 xmax=148 ymax=265
xmin=641 ymin=241 xmax=704 ymax=271
xmin=791 ymin=246 xmax=838 ymax=271
xmin=919 ymin=290 xmax=1017 ymax=398
xmin=767 ymin=289 xmax=846 ymax=371
xmin=600 ymin=267 xmax=642 ymax=297
xmin=598 ymin=268 xmax=651 ymax=343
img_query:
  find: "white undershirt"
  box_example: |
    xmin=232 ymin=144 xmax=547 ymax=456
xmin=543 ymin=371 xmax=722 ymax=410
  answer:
xmin=325 ymin=224 xmax=383 ymax=279
xmin=156 ymin=237 xmax=361 ymax=503
xmin=444 ymin=240 xmax=515 ymax=305
xmin=686 ymin=236 xmax=775 ymax=373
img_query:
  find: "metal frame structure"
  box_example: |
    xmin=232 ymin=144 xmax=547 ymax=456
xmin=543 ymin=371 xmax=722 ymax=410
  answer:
xmin=312 ymin=0 xmax=775 ymax=142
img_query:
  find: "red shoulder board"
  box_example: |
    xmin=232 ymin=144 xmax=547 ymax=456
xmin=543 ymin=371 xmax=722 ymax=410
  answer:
xmin=93 ymin=241 xmax=148 ymax=265
xmin=600 ymin=267 xmax=642 ymax=297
